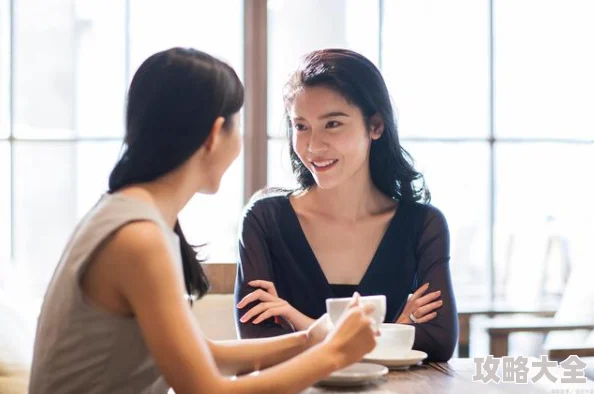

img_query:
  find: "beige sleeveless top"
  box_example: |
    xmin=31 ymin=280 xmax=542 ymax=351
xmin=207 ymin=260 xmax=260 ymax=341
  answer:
xmin=29 ymin=193 xmax=183 ymax=394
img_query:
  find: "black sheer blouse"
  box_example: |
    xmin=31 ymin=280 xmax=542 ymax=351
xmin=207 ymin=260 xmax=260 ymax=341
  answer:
xmin=234 ymin=192 xmax=458 ymax=362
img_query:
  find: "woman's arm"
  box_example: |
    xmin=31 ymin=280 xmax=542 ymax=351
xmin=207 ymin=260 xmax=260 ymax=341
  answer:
xmin=235 ymin=206 xmax=294 ymax=338
xmin=208 ymin=333 xmax=308 ymax=376
xmin=104 ymin=221 xmax=376 ymax=394
xmin=410 ymin=207 xmax=459 ymax=362
xmin=208 ymin=314 xmax=331 ymax=376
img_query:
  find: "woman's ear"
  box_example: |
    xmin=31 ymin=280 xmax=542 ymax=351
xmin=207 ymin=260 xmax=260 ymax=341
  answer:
xmin=203 ymin=116 xmax=226 ymax=152
xmin=369 ymin=113 xmax=384 ymax=140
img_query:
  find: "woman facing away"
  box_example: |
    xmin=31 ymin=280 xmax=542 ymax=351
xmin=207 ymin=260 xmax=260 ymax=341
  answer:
xmin=235 ymin=48 xmax=458 ymax=362
xmin=28 ymin=47 xmax=378 ymax=394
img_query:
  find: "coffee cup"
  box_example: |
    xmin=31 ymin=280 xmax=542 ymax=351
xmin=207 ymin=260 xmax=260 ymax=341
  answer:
xmin=366 ymin=323 xmax=415 ymax=358
xmin=325 ymin=294 xmax=386 ymax=328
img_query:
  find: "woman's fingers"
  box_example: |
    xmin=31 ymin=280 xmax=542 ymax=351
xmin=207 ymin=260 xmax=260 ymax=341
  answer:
xmin=403 ymin=284 xmax=442 ymax=325
xmin=239 ymin=301 xmax=278 ymax=322
xmin=413 ymin=311 xmax=437 ymax=324
xmin=414 ymin=299 xmax=443 ymax=317
xmin=414 ymin=290 xmax=441 ymax=308
xmin=252 ymin=306 xmax=285 ymax=324
xmin=248 ymin=280 xmax=278 ymax=297
xmin=408 ymin=283 xmax=430 ymax=303
xmin=346 ymin=291 xmax=361 ymax=309
xmin=239 ymin=280 xmax=287 ymax=325
xmin=237 ymin=288 xmax=276 ymax=308
xmin=361 ymin=302 xmax=375 ymax=316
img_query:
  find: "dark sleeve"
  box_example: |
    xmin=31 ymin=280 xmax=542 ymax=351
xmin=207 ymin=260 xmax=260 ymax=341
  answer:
xmin=234 ymin=205 xmax=294 ymax=339
xmin=410 ymin=206 xmax=459 ymax=362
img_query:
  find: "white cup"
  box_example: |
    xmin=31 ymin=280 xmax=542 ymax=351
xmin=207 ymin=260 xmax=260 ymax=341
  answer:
xmin=366 ymin=323 xmax=415 ymax=358
xmin=325 ymin=295 xmax=386 ymax=328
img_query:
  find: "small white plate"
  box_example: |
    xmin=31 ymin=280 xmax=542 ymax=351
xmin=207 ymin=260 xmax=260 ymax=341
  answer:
xmin=316 ymin=362 xmax=388 ymax=387
xmin=363 ymin=349 xmax=428 ymax=369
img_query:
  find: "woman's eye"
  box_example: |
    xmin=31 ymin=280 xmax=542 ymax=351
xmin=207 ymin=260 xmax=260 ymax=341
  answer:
xmin=326 ymin=120 xmax=341 ymax=129
xmin=294 ymin=123 xmax=307 ymax=131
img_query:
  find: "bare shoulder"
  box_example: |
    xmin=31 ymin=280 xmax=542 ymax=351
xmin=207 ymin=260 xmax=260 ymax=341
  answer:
xmin=83 ymin=220 xmax=177 ymax=314
xmin=111 ymin=220 xmax=167 ymax=247
xmin=92 ymin=220 xmax=179 ymax=291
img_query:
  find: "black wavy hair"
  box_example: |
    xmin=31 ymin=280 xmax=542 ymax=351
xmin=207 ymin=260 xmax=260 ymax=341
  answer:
xmin=283 ymin=48 xmax=429 ymax=203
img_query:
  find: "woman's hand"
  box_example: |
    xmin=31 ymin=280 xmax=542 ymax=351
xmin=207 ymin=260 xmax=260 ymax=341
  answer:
xmin=237 ymin=280 xmax=315 ymax=331
xmin=396 ymin=283 xmax=443 ymax=324
xmin=324 ymin=293 xmax=377 ymax=369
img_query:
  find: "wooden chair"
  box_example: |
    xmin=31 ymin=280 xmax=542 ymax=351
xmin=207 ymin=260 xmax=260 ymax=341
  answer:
xmin=481 ymin=245 xmax=594 ymax=362
xmin=457 ymin=303 xmax=557 ymax=357
xmin=456 ymin=222 xmax=569 ymax=357
xmin=485 ymin=318 xmax=594 ymax=357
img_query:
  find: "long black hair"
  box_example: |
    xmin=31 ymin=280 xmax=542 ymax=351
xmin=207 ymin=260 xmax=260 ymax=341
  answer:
xmin=108 ymin=47 xmax=244 ymax=300
xmin=283 ymin=48 xmax=429 ymax=203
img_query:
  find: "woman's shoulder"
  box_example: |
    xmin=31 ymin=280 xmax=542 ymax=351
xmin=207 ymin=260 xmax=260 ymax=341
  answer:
xmin=247 ymin=187 xmax=291 ymax=206
xmin=241 ymin=187 xmax=294 ymax=224
xmin=400 ymin=200 xmax=448 ymax=229
xmin=99 ymin=221 xmax=171 ymax=263
xmin=244 ymin=187 xmax=290 ymax=213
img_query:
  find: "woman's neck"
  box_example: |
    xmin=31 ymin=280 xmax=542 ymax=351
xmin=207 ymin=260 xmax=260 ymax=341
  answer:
xmin=305 ymin=173 xmax=394 ymax=222
xmin=118 ymin=171 xmax=195 ymax=229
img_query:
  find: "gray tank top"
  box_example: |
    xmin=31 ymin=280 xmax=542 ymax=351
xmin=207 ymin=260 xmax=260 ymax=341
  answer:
xmin=29 ymin=193 xmax=183 ymax=394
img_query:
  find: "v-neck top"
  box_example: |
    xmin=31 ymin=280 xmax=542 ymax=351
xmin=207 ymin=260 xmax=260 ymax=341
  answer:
xmin=329 ymin=284 xmax=359 ymax=298
xmin=234 ymin=190 xmax=459 ymax=362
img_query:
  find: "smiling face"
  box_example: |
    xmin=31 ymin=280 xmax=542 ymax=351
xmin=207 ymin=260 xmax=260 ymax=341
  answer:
xmin=289 ymin=86 xmax=383 ymax=190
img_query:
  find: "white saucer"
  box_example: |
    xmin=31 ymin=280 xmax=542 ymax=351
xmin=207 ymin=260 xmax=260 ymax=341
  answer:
xmin=363 ymin=349 xmax=428 ymax=369
xmin=316 ymin=362 xmax=389 ymax=387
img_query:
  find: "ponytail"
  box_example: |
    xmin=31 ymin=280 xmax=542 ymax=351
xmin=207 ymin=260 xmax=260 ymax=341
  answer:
xmin=174 ymin=221 xmax=210 ymax=302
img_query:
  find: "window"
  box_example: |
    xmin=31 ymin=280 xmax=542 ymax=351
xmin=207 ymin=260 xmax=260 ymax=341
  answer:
xmin=5 ymin=0 xmax=127 ymax=295
xmin=266 ymin=0 xmax=593 ymax=305
xmin=0 ymin=143 xmax=9 ymax=269
xmin=2 ymin=0 xmax=244 ymax=297
xmin=385 ymin=0 xmax=594 ymax=304
xmin=0 ymin=0 xmax=9 ymax=139
xmin=493 ymin=0 xmax=594 ymax=305
xmin=382 ymin=0 xmax=491 ymax=303
xmin=128 ymin=0 xmax=244 ymax=262
xmin=495 ymin=0 xmax=594 ymax=140
xmin=0 ymin=0 xmax=11 ymax=272
xmin=404 ymin=142 xmax=490 ymax=302
xmin=3 ymin=0 xmax=592 ymax=303
xmin=494 ymin=144 xmax=594 ymax=305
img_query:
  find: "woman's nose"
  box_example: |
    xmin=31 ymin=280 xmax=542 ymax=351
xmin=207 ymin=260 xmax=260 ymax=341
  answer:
xmin=307 ymin=131 xmax=328 ymax=153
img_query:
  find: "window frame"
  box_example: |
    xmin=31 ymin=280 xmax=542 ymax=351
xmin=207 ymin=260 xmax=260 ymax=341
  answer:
xmin=2 ymin=0 xmax=593 ymax=298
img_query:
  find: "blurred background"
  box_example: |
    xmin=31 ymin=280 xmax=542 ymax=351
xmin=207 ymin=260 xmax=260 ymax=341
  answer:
xmin=1 ymin=0 xmax=593 ymax=360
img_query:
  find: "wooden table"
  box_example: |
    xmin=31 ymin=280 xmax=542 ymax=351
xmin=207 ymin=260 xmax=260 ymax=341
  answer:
xmin=302 ymin=358 xmax=594 ymax=393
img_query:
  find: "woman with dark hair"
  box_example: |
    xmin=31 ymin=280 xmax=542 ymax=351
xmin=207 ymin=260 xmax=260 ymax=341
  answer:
xmin=235 ymin=48 xmax=458 ymax=362
xmin=28 ymin=47 xmax=378 ymax=394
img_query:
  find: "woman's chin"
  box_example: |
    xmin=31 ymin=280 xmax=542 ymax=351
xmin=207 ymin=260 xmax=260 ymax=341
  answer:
xmin=196 ymin=180 xmax=222 ymax=195
xmin=312 ymin=176 xmax=341 ymax=190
